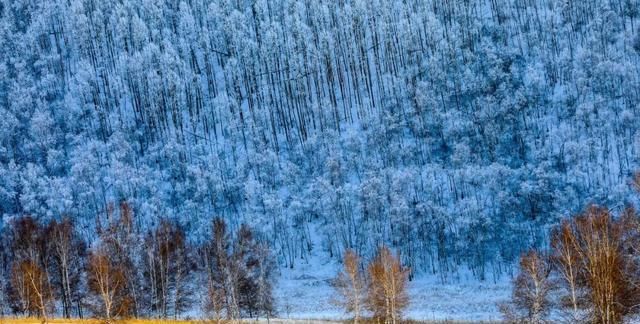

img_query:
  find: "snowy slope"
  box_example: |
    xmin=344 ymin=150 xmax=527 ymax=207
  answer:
xmin=276 ymin=268 xmax=510 ymax=321
xmin=274 ymin=233 xmax=510 ymax=321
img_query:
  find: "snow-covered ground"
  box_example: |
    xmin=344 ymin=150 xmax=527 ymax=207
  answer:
xmin=275 ymin=251 xmax=511 ymax=322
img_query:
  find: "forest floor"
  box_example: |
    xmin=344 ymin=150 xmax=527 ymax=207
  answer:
xmin=274 ymin=225 xmax=512 ymax=323
xmin=276 ymin=244 xmax=510 ymax=322
xmin=272 ymin=225 xmax=511 ymax=322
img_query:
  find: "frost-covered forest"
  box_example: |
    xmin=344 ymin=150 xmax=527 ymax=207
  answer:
xmin=1 ymin=0 xmax=640 ymax=282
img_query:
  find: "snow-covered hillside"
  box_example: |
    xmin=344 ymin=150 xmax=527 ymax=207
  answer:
xmin=1 ymin=0 xmax=640 ymax=318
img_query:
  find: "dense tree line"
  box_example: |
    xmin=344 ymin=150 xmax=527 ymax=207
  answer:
xmin=1 ymin=0 xmax=639 ymax=280
xmin=0 ymin=202 xmax=275 ymax=322
xmin=502 ymin=176 xmax=640 ymax=323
